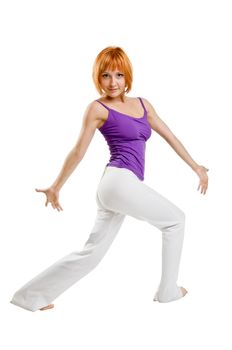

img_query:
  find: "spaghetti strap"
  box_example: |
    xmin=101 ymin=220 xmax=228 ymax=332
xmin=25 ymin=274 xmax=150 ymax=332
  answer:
xmin=95 ymin=100 xmax=111 ymax=111
xmin=96 ymin=97 xmax=147 ymax=118
xmin=138 ymin=97 xmax=147 ymax=113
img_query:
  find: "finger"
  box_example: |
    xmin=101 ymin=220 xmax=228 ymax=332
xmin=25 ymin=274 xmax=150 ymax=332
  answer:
xmin=51 ymin=202 xmax=62 ymax=211
xmin=35 ymin=188 xmax=44 ymax=193
xmin=200 ymin=184 xmax=204 ymax=194
xmin=53 ymin=203 xmax=60 ymax=211
xmin=202 ymin=185 xmax=206 ymax=194
xmin=55 ymin=205 xmax=61 ymax=211
xmin=57 ymin=202 xmax=63 ymax=211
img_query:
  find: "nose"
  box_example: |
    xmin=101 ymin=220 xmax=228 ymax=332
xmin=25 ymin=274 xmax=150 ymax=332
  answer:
xmin=109 ymin=76 xmax=117 ymax=86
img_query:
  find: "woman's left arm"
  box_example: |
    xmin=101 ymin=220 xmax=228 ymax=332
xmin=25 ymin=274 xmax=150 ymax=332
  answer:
xmin=143 ymin=98 xmax=209 ymax=195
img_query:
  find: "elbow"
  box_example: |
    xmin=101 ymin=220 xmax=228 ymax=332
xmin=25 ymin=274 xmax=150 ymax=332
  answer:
xmin=162 ymin=132 xmax=177 ymax=145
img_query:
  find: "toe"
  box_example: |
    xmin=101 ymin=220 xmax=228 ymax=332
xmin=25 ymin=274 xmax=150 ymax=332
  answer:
xmin=180 ymin=287 xmax=188 ymax=297
xmin=40 ymin=304 xmax=54 ymax=311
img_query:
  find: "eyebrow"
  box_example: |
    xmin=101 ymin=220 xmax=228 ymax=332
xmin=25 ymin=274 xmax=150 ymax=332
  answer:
xmin=102 ymin=71 xmax=123 ymax=74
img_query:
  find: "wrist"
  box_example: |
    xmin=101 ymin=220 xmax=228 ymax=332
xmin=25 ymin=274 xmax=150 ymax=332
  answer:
xmin=50 ymin=184 xmax=61 ymax=192
xmin=191 ymin=163 xmax=201 ymax=172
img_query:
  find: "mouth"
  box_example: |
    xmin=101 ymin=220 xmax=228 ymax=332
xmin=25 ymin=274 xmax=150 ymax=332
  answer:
xmin=109 ymin=89 xmax=118 ymax=91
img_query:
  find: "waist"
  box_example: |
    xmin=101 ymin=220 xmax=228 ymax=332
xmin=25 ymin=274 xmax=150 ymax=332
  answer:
xmin=104 ymin=164 xmax=144 ymax=181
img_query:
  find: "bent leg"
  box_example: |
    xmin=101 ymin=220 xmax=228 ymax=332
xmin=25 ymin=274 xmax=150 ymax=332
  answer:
xmin=10 ymin=198 xmax=125 ymax=312
xmin=97 ymin=166 xmax=186 ymax=303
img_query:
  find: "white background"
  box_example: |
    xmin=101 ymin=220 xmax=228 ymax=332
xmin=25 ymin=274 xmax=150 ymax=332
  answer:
xmin=1 ymin=0 xmax=231 ymax=349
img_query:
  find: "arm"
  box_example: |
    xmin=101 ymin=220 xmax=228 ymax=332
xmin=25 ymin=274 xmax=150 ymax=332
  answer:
xmin=36 ymin=101 xmax=102 ymax=210
xmin=143 ymin=98 xmax=209 ymax=194
xmin=51 ymin=102 xmax=100 ymax=191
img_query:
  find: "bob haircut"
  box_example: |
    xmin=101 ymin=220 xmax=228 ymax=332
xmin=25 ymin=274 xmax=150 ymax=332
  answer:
xmin=92 ymin=46 xmax=133 ymax=98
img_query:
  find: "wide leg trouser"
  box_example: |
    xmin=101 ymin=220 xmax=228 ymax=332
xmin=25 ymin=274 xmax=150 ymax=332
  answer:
xmin=10 ymin=166 xmax=185 ymax=311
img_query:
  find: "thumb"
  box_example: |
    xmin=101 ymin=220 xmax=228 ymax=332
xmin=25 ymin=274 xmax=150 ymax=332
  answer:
xmin=35 ymin=188 xmax=45 ymax=193
xmin=35 ymin=188 xmax=41 ymax=192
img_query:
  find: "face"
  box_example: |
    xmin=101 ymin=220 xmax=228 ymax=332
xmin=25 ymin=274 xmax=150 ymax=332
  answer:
xmin=99 ymin=69 xmax=126 ymax=99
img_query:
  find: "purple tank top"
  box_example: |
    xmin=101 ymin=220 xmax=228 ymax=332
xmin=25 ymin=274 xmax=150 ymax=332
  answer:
xmin=96 ymin=97 xmax=152 ymax=181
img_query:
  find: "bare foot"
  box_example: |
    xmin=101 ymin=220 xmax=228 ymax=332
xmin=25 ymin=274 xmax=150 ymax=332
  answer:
xmin=180 ymin=286 xmax=188 ymax=297
xmin=153 ymin=286 xmax=188 ymax=302
xmin=39 ymin=304 xmax=54 ymax=311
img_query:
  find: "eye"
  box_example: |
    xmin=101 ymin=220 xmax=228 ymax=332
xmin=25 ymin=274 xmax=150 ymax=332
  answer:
xmin=101 ymin=72 xmax=124 ymax=79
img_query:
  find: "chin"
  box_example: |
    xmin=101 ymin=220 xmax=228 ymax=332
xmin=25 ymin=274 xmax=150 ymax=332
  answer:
xmin=103 ymin=90 xmax=126 ymax=102
xmin=109 ymin=90 xmax=120 ymax=95
xmin=109 ymin=90 xmax=125 ymax=98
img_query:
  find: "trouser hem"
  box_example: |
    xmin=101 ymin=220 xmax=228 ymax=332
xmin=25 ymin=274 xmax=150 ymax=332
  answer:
xmin=10 ymin=299 xmax=36 ymax=312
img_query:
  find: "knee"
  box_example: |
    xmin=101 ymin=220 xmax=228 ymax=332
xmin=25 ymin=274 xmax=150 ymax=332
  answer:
xmin=170 ymin=207 xmax=185 ymax=229
xmin=175 ymin=209 xmax=185 ymax=231
xmin=179 ymin=210 xmax=186 ymax=224
xmin=176 ymin=208 xmax=185 ymax=225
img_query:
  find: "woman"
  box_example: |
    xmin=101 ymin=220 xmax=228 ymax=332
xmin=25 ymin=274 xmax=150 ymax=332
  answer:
xmin=10 ymin=46 xmax=209 ymax=312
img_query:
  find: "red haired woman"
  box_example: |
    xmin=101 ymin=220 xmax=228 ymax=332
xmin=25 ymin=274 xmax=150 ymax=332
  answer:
xmin=10 ymin=46 xmax=209 ymax=311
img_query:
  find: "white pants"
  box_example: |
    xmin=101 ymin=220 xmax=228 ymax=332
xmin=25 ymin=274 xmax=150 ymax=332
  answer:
xmin=10 ymin=166 xmax=185 ymax=311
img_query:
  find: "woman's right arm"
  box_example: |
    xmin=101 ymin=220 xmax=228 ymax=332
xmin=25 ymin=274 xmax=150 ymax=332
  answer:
xmin=36 ymin=101 xmax=101 ymax=210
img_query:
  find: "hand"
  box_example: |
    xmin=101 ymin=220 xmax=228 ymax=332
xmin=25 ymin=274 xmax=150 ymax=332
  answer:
xmin=35 ymin=187 xmax=63 ymax=211
xmin=194 ymin=165 xmax=209 ymax=195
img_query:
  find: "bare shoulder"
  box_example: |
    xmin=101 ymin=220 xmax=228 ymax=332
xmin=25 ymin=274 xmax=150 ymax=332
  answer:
xmin=139 ymin=97 xmax=156 ymax=114
xmin=140 ymin=97 xmax=173 ymax=137
xmin=86 ymin=99 xmax=106 ymax=114
xmin=82 ymin=100 xmax=108 ymax=129
xmin=90 ymin=99 xmax=109 ymax=117
xmin=140 ymin=97 xmax=161 ymax=119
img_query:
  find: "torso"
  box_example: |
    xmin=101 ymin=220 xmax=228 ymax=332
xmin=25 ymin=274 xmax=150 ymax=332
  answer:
xmin=94 ymin=96 xmax=150 ymax=129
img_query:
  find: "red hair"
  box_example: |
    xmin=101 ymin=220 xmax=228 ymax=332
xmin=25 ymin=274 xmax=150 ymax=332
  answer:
xmin=92 ymin=46 xmax=133 ymax=98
